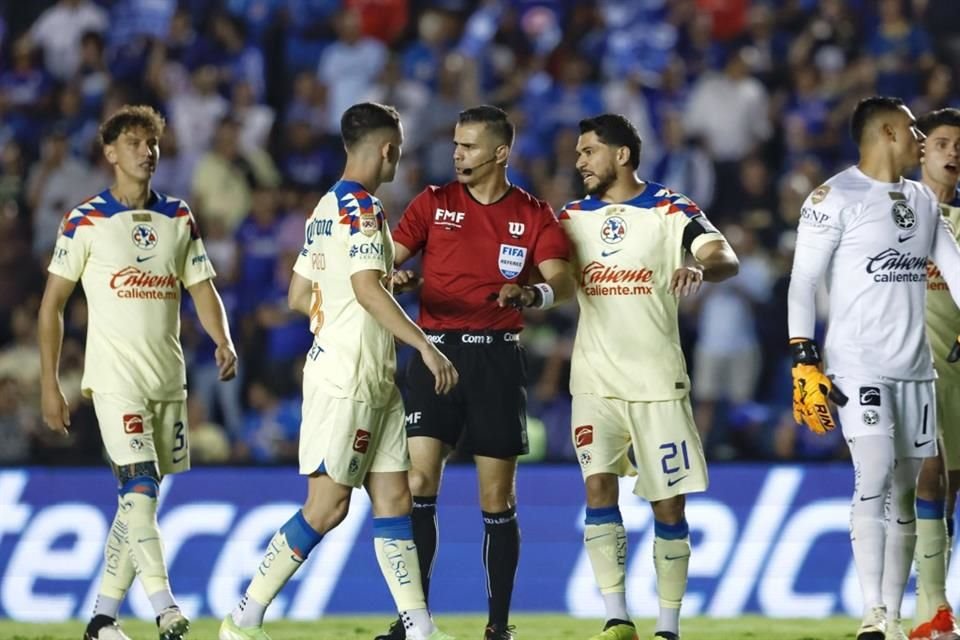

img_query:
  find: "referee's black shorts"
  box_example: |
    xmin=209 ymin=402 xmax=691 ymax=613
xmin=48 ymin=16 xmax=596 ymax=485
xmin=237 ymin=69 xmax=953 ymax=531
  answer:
xmin=404 ymin=330 xmax=529 ymax=458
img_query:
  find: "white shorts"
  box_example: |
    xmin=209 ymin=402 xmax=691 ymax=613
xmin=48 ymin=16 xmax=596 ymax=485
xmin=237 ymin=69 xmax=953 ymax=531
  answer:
xmin=571 ymin=394 xmax=708 ymax=502
xmin=92 ymin=393 xmax=190 ymax=475
xmin=936 ymin=375 xmax=960 ymax=470
xmin=692 ymin=346 xmax=761 ymax=403
xmin=299 ymin=383 xmax=409 ymax=488
xmin=833 ymin=375 xmax=937 ymax=459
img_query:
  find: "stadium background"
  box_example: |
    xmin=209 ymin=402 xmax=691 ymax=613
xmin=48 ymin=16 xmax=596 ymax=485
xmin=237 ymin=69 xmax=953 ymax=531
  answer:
xmin=1 ymin=0 xmax=960 ymax=625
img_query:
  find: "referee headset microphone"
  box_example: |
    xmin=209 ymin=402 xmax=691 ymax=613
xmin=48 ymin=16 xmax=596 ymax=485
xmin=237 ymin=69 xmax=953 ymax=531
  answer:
xmin=460 ymin=155 xmax=498 ymax=175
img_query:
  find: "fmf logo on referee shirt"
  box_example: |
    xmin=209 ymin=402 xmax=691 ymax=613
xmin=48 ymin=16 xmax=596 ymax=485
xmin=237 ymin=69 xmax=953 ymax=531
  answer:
xmin=498 ymin=244 xmax=527 ymax=279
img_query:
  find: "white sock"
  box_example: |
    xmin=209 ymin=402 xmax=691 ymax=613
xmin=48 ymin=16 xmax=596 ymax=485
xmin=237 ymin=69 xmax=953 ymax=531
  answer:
xmin=401 ymin=608 xmax=436 ymax=639
xmin=602 ymin=592 xmax=629 ymax=622
xmin=232 ymin=592 xmax=268 ymax=628
xmin=848 ymin=436 xmax=895 ymax=612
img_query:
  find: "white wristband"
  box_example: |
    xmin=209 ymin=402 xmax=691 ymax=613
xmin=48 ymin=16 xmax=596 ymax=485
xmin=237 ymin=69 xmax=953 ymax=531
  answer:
xmin=532 ymin=282 xmax=555 ymax=309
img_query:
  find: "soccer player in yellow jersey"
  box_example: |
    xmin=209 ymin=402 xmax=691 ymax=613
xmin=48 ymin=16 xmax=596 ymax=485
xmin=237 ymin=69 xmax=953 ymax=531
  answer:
xmin=559 ymin=114 xmax=739 ymax=640
xmin=219 ymin=103 xmax=458 ymax=640
xmin=910 ymin=107 xmax=960 ymax=640
xmin=38 ymin=105 xmax=238 ymax=640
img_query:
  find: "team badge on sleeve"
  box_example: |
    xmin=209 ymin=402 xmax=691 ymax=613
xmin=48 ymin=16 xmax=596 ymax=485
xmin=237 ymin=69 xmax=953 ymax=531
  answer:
xmin=360 ymin=213 xmax=379 ymax=236
xmin=810 ymin=185 xmax=831 ymax=204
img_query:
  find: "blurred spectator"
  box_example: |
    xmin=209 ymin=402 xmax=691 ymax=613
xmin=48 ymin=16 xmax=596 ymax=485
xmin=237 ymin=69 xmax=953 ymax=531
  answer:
xmin=346 ymin=0 xmax=409 ymax=44
xmin=277 ymin=120 xmax=341 ymax=191
xmin=868 ymin=0 xmax=935 ymax=99
xmin=650 ymin=109 xmax=715 ymax=211
xmin=191 ymin=116 xmax=281 ymax=232
xmin=168 ymin=64 xmax=229 ymax=157
xmin=209 ymin=12 xmax=266 ymax=102
xmin=317 ymin=8 xmax=387 ymax=133
xmin=151 ymin=125 xmax=199 ymax=198
xmin=76 ymin=31 xmax=111 ymax=116
xmin=27 ymin=0 xmax=108 ymax=81
xmin=0 ymin=302 xmax=41 ymax=402
xmin=364 ymin=54 xmax=431 ymax=153
xmin=26 ymin=128 xmax=95 ymax=256
xmin=186 ymin=396 xmax=231 ymax=464
xmin=0 ymin=376 xmax=35 ymax=464
xmin=232 ymin=80 xmax=275 ymax=152
xmin=235 ymin=378 xmax=300 ymax=464
xmin=690 ymin=224 xmax=772 ymax=449
xmin=684 ymin=45 xmax=771 ymax=218
xmin=284 ymin=71 xmax=328 ymax=134
xmin=0 ymin=37 xmax=55 ymax=152
xmin=910 ymin=64 xmax=959 ymax=116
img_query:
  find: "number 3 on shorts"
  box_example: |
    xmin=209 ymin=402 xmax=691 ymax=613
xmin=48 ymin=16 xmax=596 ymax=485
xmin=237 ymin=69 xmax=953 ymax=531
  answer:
xmin=173 ymin=421 xmax=186 ymax=454
xmin=660 ymin=440 xmax=691 ymax=474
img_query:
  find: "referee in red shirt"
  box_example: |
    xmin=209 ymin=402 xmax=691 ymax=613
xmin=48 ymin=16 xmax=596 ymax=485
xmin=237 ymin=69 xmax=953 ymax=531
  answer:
xmin=375 ymin=105 xmax=574 ymax=640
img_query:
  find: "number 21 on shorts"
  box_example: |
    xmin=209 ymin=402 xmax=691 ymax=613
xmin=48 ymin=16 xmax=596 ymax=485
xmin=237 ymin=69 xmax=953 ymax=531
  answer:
xmin=660 ymin=440 xmax=691 ymax=475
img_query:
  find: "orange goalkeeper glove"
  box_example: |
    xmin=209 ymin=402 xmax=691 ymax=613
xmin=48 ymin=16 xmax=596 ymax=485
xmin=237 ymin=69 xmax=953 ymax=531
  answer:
xmin=790 ymin=338 xmax=848 ymax=435
xmin=949 ymin=337 xmax=960 ymax=363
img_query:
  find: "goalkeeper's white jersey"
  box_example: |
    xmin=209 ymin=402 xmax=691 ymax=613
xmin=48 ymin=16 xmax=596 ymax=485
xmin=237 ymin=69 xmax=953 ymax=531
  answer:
xmin=47 ymin=189 xmax=216 ymax=400
xmin=788 ymin=166 xmax=960 ymax=381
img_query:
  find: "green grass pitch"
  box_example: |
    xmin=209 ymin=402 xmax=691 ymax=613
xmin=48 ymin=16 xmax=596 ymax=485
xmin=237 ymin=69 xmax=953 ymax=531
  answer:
xmin=0 ymin=615 xmax=866 ymax=639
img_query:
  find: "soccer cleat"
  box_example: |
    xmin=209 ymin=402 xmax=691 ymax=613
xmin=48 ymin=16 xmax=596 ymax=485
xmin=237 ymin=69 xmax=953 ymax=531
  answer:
xmin=374 ymin=618 xmax=406 ymax=640
xmin=84 ymin=615 xmax=132 ymax=640
xmin=858 ymin=605 xmax=888 ymax=640
xmin=887 ymin=618 xmax=908 ymax=640
xmin=483 ymin=624 xmax=516 ymax=640
xmin=157 ymin=607 xmax=190 ymax=640
xmin=909 ymin=604 xmax=960 ymax=640
xmin=588 ymin=619 xmax=639 ymax=640
xmin=218 ymin=614 xmax=272 ymax=640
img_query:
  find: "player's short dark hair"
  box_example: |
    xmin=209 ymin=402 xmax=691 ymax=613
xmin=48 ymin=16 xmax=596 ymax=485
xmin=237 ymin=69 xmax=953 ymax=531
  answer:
xmin=99 ymin=105 xmax=166 ymax=146
xmin=849 ymin=96 xmax=906 ymax=146
xmin=340 ymin=102 xmax=401 ymax=149
xmin=579 ymin=114 xmax=642 ymax=169
xmin=917 ymin=107 xmax=960 ymax=136
xmin=458 ymin=105 xmax=515 ymax=147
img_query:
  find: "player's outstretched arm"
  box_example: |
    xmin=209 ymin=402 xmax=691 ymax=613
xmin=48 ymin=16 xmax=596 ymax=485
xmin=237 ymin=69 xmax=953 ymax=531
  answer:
xmin=930 ymin=216 xmax=960 ymax=364
xmin=187 ymin=279 xmax=237 ymax=381
xmin=497 ymin=258 xmax=575 ymax=308
xmin=38 ymin=274 xmax=77 ymax=434
xmin=351 ymin=268 xmax=459 ymax=394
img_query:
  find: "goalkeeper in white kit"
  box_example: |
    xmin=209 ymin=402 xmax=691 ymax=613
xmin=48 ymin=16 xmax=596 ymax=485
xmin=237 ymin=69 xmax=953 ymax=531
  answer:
xmin=788 ymin=96 xmax=960 ymax=640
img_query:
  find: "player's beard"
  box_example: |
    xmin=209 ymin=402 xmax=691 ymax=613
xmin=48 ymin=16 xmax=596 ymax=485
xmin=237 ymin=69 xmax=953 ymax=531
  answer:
xmin=583 ymin=163 xmax=617 ymax=196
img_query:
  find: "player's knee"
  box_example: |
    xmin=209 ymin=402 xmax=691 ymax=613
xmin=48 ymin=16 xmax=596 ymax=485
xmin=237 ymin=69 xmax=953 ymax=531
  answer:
xmin=302 ymin=492 xmax=350 ymax=534
xmin=584 ymin=474 xmax=618 ymax=508
xmin=370 ymin=483 xmax=412 ymax=518
xmin=651 ymin=495 xmax=686 ymax=525
xmin=408 ymin=466 xmax=441 ymax=497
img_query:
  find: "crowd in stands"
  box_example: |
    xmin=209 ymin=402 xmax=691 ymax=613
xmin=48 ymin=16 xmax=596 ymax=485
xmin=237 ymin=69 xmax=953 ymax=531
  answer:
xmin=1 ymin=0 xmax=958 ymax=465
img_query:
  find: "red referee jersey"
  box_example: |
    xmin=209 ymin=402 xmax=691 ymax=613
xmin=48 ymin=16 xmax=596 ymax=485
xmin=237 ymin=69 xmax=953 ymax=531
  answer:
xmin=392 ymin=182 xmax=570 ymax=331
